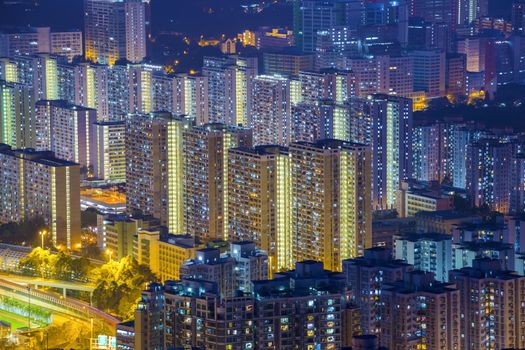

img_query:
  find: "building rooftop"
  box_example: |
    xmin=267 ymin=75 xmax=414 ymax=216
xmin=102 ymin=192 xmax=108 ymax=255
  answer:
xmin=230 ymin=145 xmax=288 ymax=156
xmin=384 ymin=270 xmax=457 ymax=295
xmin=292 ymin=138 xmax=369 ymax=150
xmin=395 ymin=232 xmax=452 ymax=242
xmin=343 ymin=247 xmax=412 ymax=269
xmin=455 ymin=240 xmax=513 ymax=251
xmin=117 ymin=320 xmax=134 ymax=328
xmin=80 ymin=187 xmax=126 ymax=205
xmin=450 ymin=258 xmax=523 ymax=280
xmin=0 ymin=144 xmax=79 ymax=167
xmin=160 ymin=234 xmax=201 ymax=249
xmin=254 ymin=261 xmax=346 ymax=299
xmin=35 ymin=99 xmax=96 ymax=112
xmin=416 ymin=210 xmax=478 ymax=220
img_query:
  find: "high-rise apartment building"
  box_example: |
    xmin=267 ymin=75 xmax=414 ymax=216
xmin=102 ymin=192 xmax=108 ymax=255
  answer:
xmin=0 ymin=144 xmax=81 ymax=248
xmin=299 ymin=70 xmax=355 ymax=104
xmin=457 ymin=37 xmax=497 ymax=90
xmin=0 ymin=27 xmax=51 ymax=57
xmin=290 ymin=139 xmax=372 ymax=271
xmin=183 ymin=123 xmax=252 ymax=241
xmin=511 ymin=153 xmax=525 ymax=214
xmin=450 ymin=258 xmax=525 ymax=350
xmin=453 ymin=240 xmax=515 ymax=270
xmin=446 ymin=53 xmax=467 ymax=96
xmin=298 ymin=0 xmax=353 ymax=52
xmin=227 ymin=145 xmax=292 ymax=272
xmin=0 ymin=27 xmax=83 ymax=63
xmin=409 ymin=50 xmax=446 ymax=98
xmin=380 ymin=271 xmax=461 ymax=350
xmin=344 ymin=56 xmax=391 ymax=97
xmin=162 ymin=279 xmax=256 ymax=350
xmin=180 ymin=242 xmax=268 ymax=298
xmin=84 ymin=0 xmax=147 ymax=64
xmin=9 ymin=54 xmax=59 ymax=101
xmin=466 ymin=139 xmax=513 ymax=213
xmin=125 ymin=112 xmax=194 ymax=233
xmin=134 ymin=282 xmax=164 ymax=350
xmin=35 ymin=100 xmax=97 ymax=169
xmin=127 ymin=63 xmax=164 ymax=114
xmin=98 ymin=214 xmax=138 ymax=258
xmin=105 ymin=63 xmax=131 ymax=120
xmin=252 ymin=260 xmax=350 ymax=349
xmin=342 ymin=248 xmax=414 ymax=334
xmin=0 ymin=80 xmax=36 ymax=149
xmin=412 ymin=121 xmax=482 ymax=189
xmin=349 ymin=95 xmax=413 ymax=210
xmin=49 ymin=31 xmax=84 ymax=63
xmin=203 ymin=56 xmax=258 ymax=126
xmin=160 ymin=261 xmax=351 ymax=349
xmin=250 ymin=75 xmax=291 ymax=146
xmin=90 ymin=121 xmax=126 ymax=182
xmin=56 ymin=61 xmax=129 ymax=121
xmin=290 ymin=102 xmax=322 ymax=143
xmin=172 ymin=74 xmax=209 ymax=125
xmin=262 ymin=49 xmax=315 ymax=77
xmin=0 ymin=59 xmax=19 ymax=83
xmin=73 ymin=63 xmax=98 ymax=110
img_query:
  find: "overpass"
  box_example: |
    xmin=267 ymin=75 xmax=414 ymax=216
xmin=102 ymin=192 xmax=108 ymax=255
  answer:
xmin=2 ymin=274 xmax=96 ymax=299
xmin=0 ymin=277 xmax=119 ymax=331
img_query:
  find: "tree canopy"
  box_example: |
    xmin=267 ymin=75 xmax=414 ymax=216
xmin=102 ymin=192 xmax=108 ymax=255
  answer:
xmin=18 ymin=248 xmax=91 ymax=282
xmin=0 ymin=217 xmax=49 ymax=247
xmin=17 ymin=248 xmax=157 ymax=319
xmin=90 ymin=255 xmax=156 ymax=320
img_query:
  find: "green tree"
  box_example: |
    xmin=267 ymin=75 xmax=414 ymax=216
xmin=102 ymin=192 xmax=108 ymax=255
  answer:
xmin=18 ymin=247 xmax=53 ymax=278
xmin=50 ymin=252 xmax=74 ymax=280
xmin=0 ymin=217 xmax=48 ymax=247
xmin=18 ymin=248 xmax=92 ymax=282
xmin=90 ymin=256 xmax=156 ymax=319
xmin=69 ymin=256 xmax=92 ymax=282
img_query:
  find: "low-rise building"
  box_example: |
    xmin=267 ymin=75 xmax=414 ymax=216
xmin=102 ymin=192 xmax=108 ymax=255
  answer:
xmin=397 ymin=180 xmax=455 ymax=217
xmin=394 ymin=232 xmax=453 ymax=282
xmin=0 ymin=244 xmax=31 ymax=272
xmin=415 ymin=210 xmax=481 ymax=234
xmin=180 ymin=242 xmax=268 ymax=298
xmin=134 ymin=230 xmax=204 ymax=282
xmin=81 ymin=187 xmax=126 ymax=215
xmin=453 ymin=241 xmax=515 ymax=270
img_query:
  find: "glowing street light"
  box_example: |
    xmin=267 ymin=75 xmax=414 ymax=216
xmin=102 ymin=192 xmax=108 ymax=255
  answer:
xmin=106 ymin=249 xmax=113 ymax=262
xmin=39 ymin=230 xmax=47 ymax=249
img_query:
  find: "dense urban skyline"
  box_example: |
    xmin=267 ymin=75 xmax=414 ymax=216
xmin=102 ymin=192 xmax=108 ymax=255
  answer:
xmin=0 ymin=0 xmax=525 ymax=349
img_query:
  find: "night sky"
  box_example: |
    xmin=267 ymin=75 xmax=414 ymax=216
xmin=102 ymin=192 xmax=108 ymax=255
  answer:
xmin=0 ymin=0 xmax=293 ymax=36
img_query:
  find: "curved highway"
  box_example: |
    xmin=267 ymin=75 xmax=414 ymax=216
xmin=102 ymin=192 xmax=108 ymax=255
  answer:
xmin=0 ymin=277 xmax=119 ymax=331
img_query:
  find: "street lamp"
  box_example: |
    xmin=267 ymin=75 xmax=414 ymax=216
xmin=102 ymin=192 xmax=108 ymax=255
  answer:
xmin=90 ymin=317 xmax=94 ymax=350
xmin=39 ymin=230 xmax=47 ymax=249
xmin=106 ymin=249 xmax=113 ymax=262
xmin=27 ymin=286 xmax=31 ymax=329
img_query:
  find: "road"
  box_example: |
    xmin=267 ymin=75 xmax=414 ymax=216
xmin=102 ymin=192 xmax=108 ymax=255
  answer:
xmin=1 ymin=274 xmax=95 ymax=293
xmin=0 ymin=277 xmax=119 ymax=332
